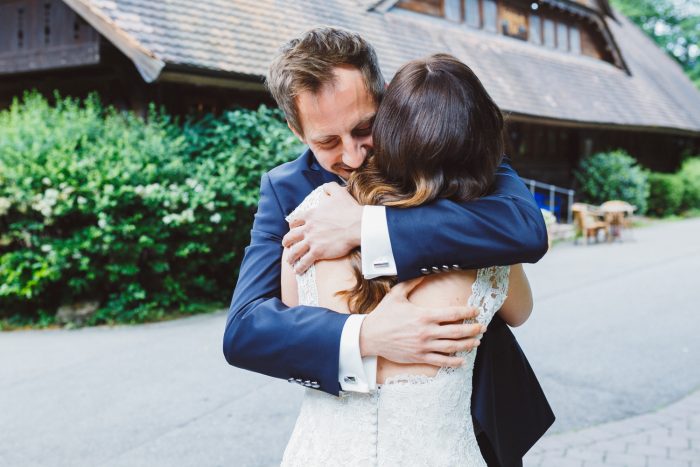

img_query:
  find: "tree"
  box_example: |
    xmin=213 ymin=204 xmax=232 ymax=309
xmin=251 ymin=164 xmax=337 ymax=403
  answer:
xmin=611 ymin=0 xmax=700 ymax=89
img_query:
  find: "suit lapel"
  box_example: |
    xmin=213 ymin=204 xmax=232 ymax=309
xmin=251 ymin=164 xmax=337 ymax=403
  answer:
xmin=301 ymin=149 xmax=342 ymax=189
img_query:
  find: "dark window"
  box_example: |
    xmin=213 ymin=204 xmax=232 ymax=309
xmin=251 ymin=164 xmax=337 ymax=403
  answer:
xmin=17 ymin=7 xmax=25 ymax=48
xmin=44 ymin=2 xmax=52 ymax=46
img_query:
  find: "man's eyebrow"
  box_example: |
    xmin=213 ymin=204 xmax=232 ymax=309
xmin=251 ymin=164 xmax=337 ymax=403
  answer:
xmin=310 ymin=114 xmax=377 ymax=143
xmin=354 ymin=114 xmax=376 ymax=128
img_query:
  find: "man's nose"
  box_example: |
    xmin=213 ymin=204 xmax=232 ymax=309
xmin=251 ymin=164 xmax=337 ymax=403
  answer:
xmin=342 ymin=145 xmax=366 ymax=169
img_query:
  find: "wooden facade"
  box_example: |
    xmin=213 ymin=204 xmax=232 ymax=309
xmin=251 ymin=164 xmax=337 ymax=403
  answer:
xmin=0 ymin=0 xmax=99 ymax=74
xmin=504 ymin=120 xmax=700 ymax=187
xmin=0 ymin=0 xmax=271 ymax=115
xmin=397 ymin=0 xmax=620 ymax=66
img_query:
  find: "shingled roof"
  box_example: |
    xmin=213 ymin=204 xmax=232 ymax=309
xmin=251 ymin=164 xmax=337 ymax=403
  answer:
xmin=63 ymin=0 xmax=700 ymax=135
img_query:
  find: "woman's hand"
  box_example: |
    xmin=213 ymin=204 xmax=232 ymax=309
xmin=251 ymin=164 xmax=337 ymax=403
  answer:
xmin=282 ymin=183 xmax=362 ymax=274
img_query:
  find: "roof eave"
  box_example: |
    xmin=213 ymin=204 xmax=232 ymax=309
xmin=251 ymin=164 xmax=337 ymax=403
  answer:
xmin=61 ymin=0 xmax=165 ymax=82
xmin=506 ymin=111 xmax=700 ymax=137
xmin=157 ymin=66 xmax=266 ymax=91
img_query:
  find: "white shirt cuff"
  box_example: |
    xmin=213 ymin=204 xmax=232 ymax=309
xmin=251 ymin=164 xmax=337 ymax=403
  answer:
xmin=338 ymin=314 xmax=377 ymax=393
xmin=361 ymin=206 xmax=397 ymax=280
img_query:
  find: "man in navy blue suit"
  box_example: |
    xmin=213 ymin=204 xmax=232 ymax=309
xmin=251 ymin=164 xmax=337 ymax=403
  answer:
xmin=223 ymin=27 xmax=554 ymax=466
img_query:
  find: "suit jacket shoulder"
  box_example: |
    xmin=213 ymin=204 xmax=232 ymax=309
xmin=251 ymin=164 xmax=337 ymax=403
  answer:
xmin=266 ymin=148 xmax=337 ymax=216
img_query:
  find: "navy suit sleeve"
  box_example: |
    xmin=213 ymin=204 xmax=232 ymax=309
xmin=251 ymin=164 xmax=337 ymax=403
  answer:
xmin=223 ymin=173 xmax=349 ymax=396
xmin=387 ymin=160 xmax=548 ymax=281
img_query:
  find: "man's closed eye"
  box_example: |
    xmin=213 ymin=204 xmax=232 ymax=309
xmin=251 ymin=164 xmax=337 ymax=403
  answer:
xmin=317 ymin=138 xmax=339 ymax=150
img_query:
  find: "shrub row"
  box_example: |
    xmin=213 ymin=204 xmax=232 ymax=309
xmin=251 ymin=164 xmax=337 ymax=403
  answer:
xmin=0 ymin=92 xmax=302 ymax=327
xmin=575 ymin=151 xmax=700 ymax=217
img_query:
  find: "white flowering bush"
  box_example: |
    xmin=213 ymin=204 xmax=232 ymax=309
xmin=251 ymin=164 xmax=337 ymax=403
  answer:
xmin=0 ymin=92 xmax=302 ymax=326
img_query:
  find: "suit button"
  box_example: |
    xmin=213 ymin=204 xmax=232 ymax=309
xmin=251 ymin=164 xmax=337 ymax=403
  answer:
xmin=442 ymin=265 xmax=450 ymax=271
xmin=420 ymin=267 xmax=430 ymax=275
xmin=452 ymin=264 xmax=461 ymax=270
xmin=311 ymin=383 xmax=320 ymax=389
xmin=431 ymin=266 xmax=440 ymax=273
xmin=287 ymin=377 xmax=295 ymax=383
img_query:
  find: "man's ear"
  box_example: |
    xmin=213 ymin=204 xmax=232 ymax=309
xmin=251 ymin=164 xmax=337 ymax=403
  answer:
xmin=287 ymin=121 xmax=305 ymax=144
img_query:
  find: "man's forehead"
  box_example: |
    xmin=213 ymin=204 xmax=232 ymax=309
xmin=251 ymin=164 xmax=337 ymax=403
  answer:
xmin=295 ymin=66 xmax=378 ymax=138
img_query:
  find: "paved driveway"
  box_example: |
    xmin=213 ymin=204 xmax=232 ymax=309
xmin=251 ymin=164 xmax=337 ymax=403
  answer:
xmin=2 ymin=218 xmax=699 ymax=467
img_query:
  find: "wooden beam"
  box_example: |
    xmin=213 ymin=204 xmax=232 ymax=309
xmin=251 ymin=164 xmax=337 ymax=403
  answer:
xmin=0 ymin=41 xmax=99 ymax=74
xmin=157 ymin=71 xmax=265 ymax=91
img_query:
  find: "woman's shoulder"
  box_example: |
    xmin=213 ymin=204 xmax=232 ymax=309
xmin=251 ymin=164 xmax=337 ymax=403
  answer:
xmin=285 ymin=186 xmax=325 ymax=224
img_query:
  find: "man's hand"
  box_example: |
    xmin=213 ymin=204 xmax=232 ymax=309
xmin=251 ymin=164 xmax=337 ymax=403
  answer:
xmin=283 ymin=182 xmax=362 ymax=274
xmin=359 ymin=278 xmax=485 ymax=367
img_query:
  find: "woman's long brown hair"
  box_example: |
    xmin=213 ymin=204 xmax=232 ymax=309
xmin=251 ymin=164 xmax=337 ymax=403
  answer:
xmin=337 ymin=54 xmax=505 ymax=314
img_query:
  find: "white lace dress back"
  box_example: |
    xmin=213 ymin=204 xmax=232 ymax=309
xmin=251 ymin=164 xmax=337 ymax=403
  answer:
xmin=281 ymin=187 xmax=510 ymax=467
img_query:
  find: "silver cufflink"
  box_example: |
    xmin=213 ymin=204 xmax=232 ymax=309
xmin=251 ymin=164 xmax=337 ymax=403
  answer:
xmin=373 ymin=257 xmax=390 ymax=268
xmin=344 ymin=376 xmax=356 ymax=384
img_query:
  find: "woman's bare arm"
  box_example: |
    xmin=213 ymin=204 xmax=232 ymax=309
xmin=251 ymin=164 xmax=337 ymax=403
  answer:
xmin=281 ymin=249 xmax=299 ymax=307
xmin=499 ymin=264 xmax=533 ymax=327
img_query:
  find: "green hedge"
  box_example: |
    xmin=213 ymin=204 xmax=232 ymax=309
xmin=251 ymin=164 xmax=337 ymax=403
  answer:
xmin=645 ymin=157 xmax=700 ymax=218
xmin=0 ymin=92 xmax=302 ymax=327
xmin=678 ymin=158 xmax=700 ymax=211
xmin=575 ymin=150 xmax=649 ymax=214
xmin=647 ymin=172 xmax=685 ymax=217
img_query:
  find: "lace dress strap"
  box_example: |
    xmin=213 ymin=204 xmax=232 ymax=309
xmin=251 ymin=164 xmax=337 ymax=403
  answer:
xmin=469 ymin=266 xmax=510 ymax=326
xmin=285 ymin=187 xmax=325 ymax=307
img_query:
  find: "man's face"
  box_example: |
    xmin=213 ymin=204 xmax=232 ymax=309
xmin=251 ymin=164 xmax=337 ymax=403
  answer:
xmin=292 ymin=66 xmax=377 ymax=180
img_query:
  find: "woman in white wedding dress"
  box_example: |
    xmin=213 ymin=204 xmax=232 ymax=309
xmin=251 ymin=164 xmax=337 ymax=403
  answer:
xmin=280 ymin=54 xmax=534 ymax=467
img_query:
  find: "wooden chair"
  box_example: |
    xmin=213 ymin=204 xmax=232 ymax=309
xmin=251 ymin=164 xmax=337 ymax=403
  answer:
xmin=572 ymin=203 xmax=609 ymax=244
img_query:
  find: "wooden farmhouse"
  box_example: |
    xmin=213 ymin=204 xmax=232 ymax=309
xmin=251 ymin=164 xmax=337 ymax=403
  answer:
xmin=1 ymin=0 xmax=700 ymax=191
